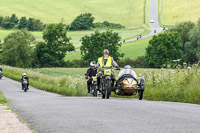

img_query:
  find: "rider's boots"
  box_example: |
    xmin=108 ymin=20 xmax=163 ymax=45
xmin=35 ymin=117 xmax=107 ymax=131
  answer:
xmin=87 ymin=85 xmax=90 ymax=93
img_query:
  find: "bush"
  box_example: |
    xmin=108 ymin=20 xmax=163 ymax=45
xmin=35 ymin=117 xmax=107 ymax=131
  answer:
xmin=119 ymin=56 xmax=149 ymax=68
xmin=145 ymin=32 xmax=183 ymax=68
xmin=94 ymin=21 xmax=125 ymax=29
xmin=65 ymin=59 xmax=88 ymax=68
xmin=69 ymin=13 xmax=94 ymax=31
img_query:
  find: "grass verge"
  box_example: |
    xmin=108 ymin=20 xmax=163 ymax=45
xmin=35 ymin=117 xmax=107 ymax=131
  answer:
xmin=0 ymin=90 xmax=8 ymax=104
xmin=2 ymin=65 xmax=200 ymax=104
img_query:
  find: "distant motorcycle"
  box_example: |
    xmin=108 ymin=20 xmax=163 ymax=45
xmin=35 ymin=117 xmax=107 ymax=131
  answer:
xmin=0 ymin=71 xmax=3 ymax=79
xmin=22 ymin=79 xmax=29 ymax=92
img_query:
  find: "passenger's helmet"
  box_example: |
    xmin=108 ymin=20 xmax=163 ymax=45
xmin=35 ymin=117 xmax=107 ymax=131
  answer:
xmin=103 ymin=49 xmax=109 ymax=54
xmin=90 ymin=61 xmax=96 ymax=67
xmin=124 ymin=65 xmax=132 ymax=69
xmin=23 ymin=73 xmax=26 ymax=76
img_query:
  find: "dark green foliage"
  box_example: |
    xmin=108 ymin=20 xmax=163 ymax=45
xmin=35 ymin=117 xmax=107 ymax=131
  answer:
xmin=119 ymin=56 xmax=149 ymax=68
xmin=145 ymin=32 xmax=183 ymax=68
xmin=65 ymin=59 xmax=88 ymax=68
xmin=10 ymin=14 xmax=19 ymax=25
xmin=80 ymin=30 xmax=124 ymax=63
xmin=0 ymin=30 xmax=35 ymax=68
xmin=94 ymin=21 xmax=125 ymax=29
xmin=169 ymin=21 xmax=195 ymax=46
xmin=0 ymin=14 xmax=45 ymax=31
xmin=18 ymin=17 xmax=27 ymax=29
xmin=27 ymin=18 xmax=34 ymax=31
xmin=35 ymin=23 xmax=75 ymax=67
xmin=1 ymin=16 xmax=15 ymax=29
xmin=0 ymin=16 xmax=3 ymax=26
xmin=69 ymin=13 xmax=94 ymax=30
xmin=184 ymin=26 xmax=200 ymax=64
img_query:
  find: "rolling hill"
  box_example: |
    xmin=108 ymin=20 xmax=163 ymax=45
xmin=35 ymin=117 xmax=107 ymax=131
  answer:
xmin=160 ymin=0 xmax=200 ymax=25
xmin=0 ymin=0 xmax=146 ymax=28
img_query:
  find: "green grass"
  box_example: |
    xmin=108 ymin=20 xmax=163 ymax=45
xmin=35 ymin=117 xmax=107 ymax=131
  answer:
xmin=0 ymin=0 xmax=145 ymax=28
xmin=2 ymin=65 xmax=200 ymax=104
xmin=160 ymin=0 xmax=200 ymax=26
xmin=120 ymin=36 xmax=152 ymax=59
xmin=0 ymin=90 xmax=8 ymax=104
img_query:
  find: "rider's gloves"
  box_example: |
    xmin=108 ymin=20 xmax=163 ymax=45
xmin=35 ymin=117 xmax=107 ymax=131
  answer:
xmin=116 ymin=66 xmax=120 ymax=70
xmin=85 ymin=76 xmax=88 ymax=79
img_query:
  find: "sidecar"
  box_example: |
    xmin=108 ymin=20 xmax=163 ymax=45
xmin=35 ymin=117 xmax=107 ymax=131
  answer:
xmin=114 ymin=74 xmax=145 ymax=100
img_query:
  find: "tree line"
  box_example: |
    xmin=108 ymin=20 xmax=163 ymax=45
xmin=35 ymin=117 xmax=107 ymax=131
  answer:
xmin=0 ymin=14 xmax=44 ymax=31
xmin=0 ymin=13 xmax=125 ymax=32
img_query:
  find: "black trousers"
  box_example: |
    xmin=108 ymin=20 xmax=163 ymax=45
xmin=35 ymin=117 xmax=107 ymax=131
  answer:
xmin=87 ymin=79 xmax=92 ymax=92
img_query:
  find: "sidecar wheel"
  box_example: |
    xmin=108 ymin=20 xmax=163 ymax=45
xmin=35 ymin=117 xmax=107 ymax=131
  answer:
xmin=138 ymin=90 xmax=143 ymax=100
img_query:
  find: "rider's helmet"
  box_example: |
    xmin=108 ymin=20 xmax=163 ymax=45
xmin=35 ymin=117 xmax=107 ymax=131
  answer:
xmin=23 ymin=73 xmax=27 ymax=76
xmin=90 ymin=61 xmax=96 ymax=67
xmin=103 ymin=49 xmax=109 ymax=55
xmin=124 ymin=65 xmax=132 ymax=69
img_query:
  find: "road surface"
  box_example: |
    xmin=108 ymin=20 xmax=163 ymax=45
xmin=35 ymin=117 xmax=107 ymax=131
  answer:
xmin=0 ymin=77 xmax=200 ymax=133
xmin=124 ymin=0 xmax=163 ymax=43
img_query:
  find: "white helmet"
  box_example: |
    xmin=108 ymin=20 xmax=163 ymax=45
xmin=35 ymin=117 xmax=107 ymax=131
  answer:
xmin=23 ymin=73 xmax=26 ymax=76
xmin=103 ymin=49 xmax=109 ymax=54
xmin=124 ymin=65 xmax=132 ymax=69
xmin=90 ymin=61 xmax=96 ymax=67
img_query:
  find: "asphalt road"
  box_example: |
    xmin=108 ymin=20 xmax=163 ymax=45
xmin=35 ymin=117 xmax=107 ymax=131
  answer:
xmin=125 ymin=0 xmax=163 ymax=43
xmin=0 ymin=77 xmax=200 ymax=133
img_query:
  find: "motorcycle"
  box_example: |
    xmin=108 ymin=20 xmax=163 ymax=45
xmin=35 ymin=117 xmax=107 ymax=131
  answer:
xmin=98 ymin=66 xmax=117 ymax=99
xmin=0 ymin=71 xmax=3 ymax=79
xmin=114 ymin=74 xmax=145 ymax=100
xmin=91 ymin=75 xmax=98 ymax=97
xmin=22 ymin=79 xmax=29 ymax=92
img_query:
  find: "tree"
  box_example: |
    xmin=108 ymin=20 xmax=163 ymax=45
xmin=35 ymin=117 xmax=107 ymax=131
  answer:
xmin=169 ymin=21 xmax=195 ymax=47
xmin=32 ymin=19 xmax=44 ymax=31
xmin=10 ymin=14 xmax=19 ymax=25
xmin=27 ymin=18 xmax=34 ymax=31
xmin=69 ymin=13 xmax=95 ymax=30
xmin=0 ymin=30 xmax=35 ymax=68
xmin=80 ymin=30 xmax=124 ymax=63
xmin=0 ymin=16 xmax=3 ymax=26
xmin=184 ymin=26 xmax=200 ymax=64
xmin=35 ymin=23 xmax=75 ymax=67
xmin=18 ymin=17 xmax=27 ymax=29
xmin=145 ymin=32 xmax=183 ymax=68
xmin=1 ymin=16 xmax=15 ymax=29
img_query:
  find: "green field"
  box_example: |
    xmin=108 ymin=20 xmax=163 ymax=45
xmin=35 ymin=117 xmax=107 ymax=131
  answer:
xmin=160 ymin=0 xmax=200 ymax=25
xmin=0 ymin=29 xmax=149 ymax=48
xmin=65 ymin=36 xmax=152 ymax=61
xmin=0 ymin=0 xmax=146 ymax=28
xmin=2 ymin=65 xmax=200 ymax=104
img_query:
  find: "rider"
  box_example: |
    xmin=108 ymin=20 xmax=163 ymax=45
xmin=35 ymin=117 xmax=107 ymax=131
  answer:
xmin=0 ymin=66 xmax=3 ymax=77
xmin=21 ymin=73 xmax=29 ymax=90
xmin=118 ymin=65 xmax=137 ymax=80
xmin=96 ymin=49 xmax=120 ymax=89
xmin=0 ymin=66 xmax=2 ymax=73
xmin=85 ymin=61 xmax=97 ymax=93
